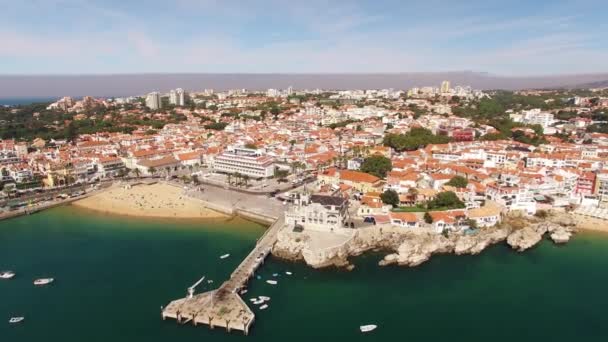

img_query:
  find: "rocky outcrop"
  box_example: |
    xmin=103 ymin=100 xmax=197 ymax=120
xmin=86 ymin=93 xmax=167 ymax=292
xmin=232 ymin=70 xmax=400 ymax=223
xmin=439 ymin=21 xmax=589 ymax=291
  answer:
xmin=506 ymin=221 xmax=576 ymax=251
xmin=507 ymin=225 xmax=545 ymax=252
xmin=547 ymin=224 xmax=574 ymax=244
xmin=273 ymin=213 xmax=578 ymax=270
xmin=454 ymin=227 xmax=509 ymax=255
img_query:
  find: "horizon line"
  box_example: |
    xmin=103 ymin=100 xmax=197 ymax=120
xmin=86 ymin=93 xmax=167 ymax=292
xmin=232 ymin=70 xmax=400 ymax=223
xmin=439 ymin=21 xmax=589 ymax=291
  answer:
xmin=1 ymin=71 xmax=608 ymax=78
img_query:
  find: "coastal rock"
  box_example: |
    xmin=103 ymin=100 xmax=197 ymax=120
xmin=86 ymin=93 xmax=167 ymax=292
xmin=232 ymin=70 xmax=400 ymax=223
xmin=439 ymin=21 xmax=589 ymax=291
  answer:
xmin=271 ymin=231 xmax=308 ymax=262
xmin=507 ymin=226 xmax=544 ymax=252
xmin=453 ymin=228 xmax=509 ymax=255
xmin=549 ymin=226 xmax=573 ymax=244
xmin=379 ymin=253 xmax=399 ymax=266
xmin=393 ymin=234 xmax=453 ymax=267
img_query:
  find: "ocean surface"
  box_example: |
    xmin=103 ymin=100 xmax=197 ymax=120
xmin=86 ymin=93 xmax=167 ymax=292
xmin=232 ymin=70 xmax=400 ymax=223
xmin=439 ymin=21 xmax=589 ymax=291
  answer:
xmin=2 ymin=206 xmax=608 ymax=342
xmin=0 ymin=97 xmax=56 ymax=106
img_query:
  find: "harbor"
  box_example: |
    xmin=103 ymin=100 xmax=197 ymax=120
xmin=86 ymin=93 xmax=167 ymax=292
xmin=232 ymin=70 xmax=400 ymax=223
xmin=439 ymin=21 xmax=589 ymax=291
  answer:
xmin=161 ymin=216 xmax=284 ymax=334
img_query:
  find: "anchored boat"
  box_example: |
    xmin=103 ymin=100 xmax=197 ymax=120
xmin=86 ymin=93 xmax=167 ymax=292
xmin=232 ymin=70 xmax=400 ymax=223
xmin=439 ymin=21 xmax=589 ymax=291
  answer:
xmin=360 ymin=324 xmax=377 ymax=333
xmin=33 ymin=278 xmax=54 ymax=286
xmin=0 ymin=271 xmax=15 ymax=279
xmin=359 ymin=324 xmax=378 ymax=332
xmin=9 ymin=317 xmax=24 ymax=324
xmin=266 ymin=280 xmax=277 ymax=285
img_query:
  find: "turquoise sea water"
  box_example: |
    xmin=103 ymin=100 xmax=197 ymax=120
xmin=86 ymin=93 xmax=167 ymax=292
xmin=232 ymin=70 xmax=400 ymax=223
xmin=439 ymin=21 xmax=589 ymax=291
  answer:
xmin=2 ymin=206 xmax=608 ymax=341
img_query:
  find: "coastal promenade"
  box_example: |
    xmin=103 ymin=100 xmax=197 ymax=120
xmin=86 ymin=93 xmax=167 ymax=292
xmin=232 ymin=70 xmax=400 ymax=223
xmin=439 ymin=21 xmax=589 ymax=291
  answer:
xmin=0 ymin=182 xmax=112 ymax=222
xmin=161 ymin=215 xmax=285 ymax=335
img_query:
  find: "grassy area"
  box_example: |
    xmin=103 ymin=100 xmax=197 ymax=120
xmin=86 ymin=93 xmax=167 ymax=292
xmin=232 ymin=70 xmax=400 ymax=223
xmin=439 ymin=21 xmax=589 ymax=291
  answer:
xmin=392 ymin=206 xmax=427 ymax=213
xmin=391 ymin=205 xmax=465 ymax=213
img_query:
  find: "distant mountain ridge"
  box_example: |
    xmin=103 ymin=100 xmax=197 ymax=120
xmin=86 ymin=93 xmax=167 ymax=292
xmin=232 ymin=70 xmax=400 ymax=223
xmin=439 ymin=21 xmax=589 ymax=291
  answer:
xmin=1 ymin=72 xmax=608 ymax=98
xmin=571 ymin=79 xmax=608 ymax=89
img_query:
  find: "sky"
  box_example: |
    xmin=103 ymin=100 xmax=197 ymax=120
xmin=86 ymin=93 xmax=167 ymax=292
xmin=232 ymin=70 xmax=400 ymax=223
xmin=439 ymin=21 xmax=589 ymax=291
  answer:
xmin=0 ymin=0 xmax=606 ymax=76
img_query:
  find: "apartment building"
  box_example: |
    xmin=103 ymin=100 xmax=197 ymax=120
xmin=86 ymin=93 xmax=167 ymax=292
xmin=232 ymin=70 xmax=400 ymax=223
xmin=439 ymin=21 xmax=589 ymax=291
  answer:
xmin=213 ymin=146 xmax=275 ymax=178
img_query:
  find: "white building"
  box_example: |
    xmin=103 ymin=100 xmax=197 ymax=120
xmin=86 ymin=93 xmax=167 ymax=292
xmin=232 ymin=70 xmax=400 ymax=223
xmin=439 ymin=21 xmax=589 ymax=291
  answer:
xmin=441 ymin=80 xmax=451 ymax=94
xmin=145 ymin=92 xmax=161 ymax=110
xmin=515 ymin=109 xmax=555 ymax=129
xmin=213 ymin=146 xmax=275 ymax=178
xmin=169 ymin=88 xmax=186 ymax=106
xmin=285 ymin=193 xmax=350 ymax=233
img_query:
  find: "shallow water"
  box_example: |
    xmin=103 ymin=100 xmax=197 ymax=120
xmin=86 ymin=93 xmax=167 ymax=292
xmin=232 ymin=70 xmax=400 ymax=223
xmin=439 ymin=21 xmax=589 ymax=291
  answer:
xmin=1 ymin=207 xmax=607 ymax=341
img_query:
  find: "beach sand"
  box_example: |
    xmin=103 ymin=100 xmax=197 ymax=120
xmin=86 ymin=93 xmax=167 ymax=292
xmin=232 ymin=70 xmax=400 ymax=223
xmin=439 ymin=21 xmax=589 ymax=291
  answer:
xmin=572 ymin=214 xmax=608 ymax=233
xmin=73 ymin=182 xmax=227 ymax=219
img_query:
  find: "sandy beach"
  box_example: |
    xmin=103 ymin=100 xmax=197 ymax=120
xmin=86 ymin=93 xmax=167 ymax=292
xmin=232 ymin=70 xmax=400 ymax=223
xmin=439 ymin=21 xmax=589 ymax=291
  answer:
xmin=572 ymin=214 xmax=608 ymax=233
xmin=73 ymin=182 xmax=227 ymax=219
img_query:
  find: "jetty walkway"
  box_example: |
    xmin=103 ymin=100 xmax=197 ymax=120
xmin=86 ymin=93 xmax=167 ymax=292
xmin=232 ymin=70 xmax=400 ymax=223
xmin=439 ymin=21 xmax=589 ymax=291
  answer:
xmin=161 ymin=215 xmax=285 ymax=335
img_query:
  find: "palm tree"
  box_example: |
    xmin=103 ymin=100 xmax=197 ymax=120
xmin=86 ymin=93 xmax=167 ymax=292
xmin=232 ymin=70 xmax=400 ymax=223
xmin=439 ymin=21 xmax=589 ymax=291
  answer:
xmin=227 ymin=173 xmax=232 ymax=185
xmin=148 ymin=167 xmax=156 ymax=176
xmin=133 ymin=168 xmax=141 ymax=178
xmin=165 ymin=166 xmax=171 ymax=176
xmin=242 ymin=174 xmax=250 ymax=187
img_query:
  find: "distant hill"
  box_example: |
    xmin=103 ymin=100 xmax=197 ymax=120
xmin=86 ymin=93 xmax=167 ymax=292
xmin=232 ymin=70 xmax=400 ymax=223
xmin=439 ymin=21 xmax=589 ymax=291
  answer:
xmin=1 ymin=72 xmax=608 ymax=98
xmin=571 ymin=80 xmax=608 ymax=89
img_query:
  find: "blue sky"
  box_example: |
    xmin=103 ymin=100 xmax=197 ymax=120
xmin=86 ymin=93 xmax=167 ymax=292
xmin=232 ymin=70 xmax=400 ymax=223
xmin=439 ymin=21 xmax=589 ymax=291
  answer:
xmin=0 ymin=0 xmax=606 ymax=75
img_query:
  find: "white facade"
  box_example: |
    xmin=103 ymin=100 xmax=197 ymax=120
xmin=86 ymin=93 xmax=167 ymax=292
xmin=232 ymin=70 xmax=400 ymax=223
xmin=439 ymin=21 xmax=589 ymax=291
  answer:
xmin=169 ymin=88 xmax=186 ymax=106
xmin=521 ymin=109 xmax=555 ymax=129
xmin=214 ymin=146 xmax=275 ymax=178
xmin=285 ymin=194 xmax=349 ymax=233
xmin=145 ymin=92 xmax=161 ymax=110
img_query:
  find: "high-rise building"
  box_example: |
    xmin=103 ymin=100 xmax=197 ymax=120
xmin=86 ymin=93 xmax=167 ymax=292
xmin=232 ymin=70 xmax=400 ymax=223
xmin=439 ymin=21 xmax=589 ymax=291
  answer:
xmin=169 ymin=88 xmax=186 ymax=106
xmin=441 ymin=80 xmax=451 ymax=93
xmin=145 ymin=92 xmax=161 ymax=110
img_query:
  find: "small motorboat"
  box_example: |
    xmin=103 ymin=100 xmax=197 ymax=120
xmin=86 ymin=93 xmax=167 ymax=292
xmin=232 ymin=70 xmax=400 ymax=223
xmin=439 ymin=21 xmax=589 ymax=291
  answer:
xmin=256 ymin=275 xmax=262 ymax=280
xmin=219 ymin=254 xmax=230 ymax=259
xmin=272 ymin=273 xmax=278 ymax=277
xmin=240 ymin=289 xmax=248 ymax=295
xmin=258 ymin=296 xmax=270 ymax=302
xmin=9 ymin=317 xmax=24 ymax=324
xmin=266 ymin=280 xmax=277 ymax=285
xmin=33 ymin=278 xmax=54 ymax=286
xmin=207 ymin=280 xmax=214 ymax=284
xmin=259 ymin=304 xmax=268 ymax=310
xmin=0 ymin=271 xmax=15 ymax=279
xmin=360 ymin=324 xmax=377 ymax=333
xmin=285 ymin=271 xmax=292 ymax=276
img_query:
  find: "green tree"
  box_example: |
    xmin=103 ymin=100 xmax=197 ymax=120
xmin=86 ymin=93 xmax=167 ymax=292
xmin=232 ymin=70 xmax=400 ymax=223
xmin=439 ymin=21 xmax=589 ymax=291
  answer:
xmin=427 ymin=191 xmax=465 ymax=210
xmin=360 ymin=155 xmax=392 ymax=178
xmin=65 ymin=121 xmax=78 ymax=143
xmin=380 ymin=189 xmax=400 ymax=207
xmin=446 ymin=176 xmax=468 ymax=188
xmin=424 ymin=212 xmax=433 ymax=224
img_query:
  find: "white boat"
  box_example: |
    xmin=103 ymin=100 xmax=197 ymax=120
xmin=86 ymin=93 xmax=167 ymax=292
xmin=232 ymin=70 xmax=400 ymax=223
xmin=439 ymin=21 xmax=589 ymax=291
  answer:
xmin=252 ymin=299 xmax=264 ymax=305
xmin=240 ymin=289 xmax=248 ymax=295
xmin=33 ymin=278 xmax=54 ymax=286
xmin=258 ymin=296 xmax=270 ymax=302
xmin=285 ymin=271 xmax=292 ymax=275
xmin=207 ymin=280 xmax=214 ymax=284
xmin=0 ymin=271 xmax=15 ymax=279
xmin=9 ymin=317 xmax=24 ymax=324
xmin=249 ymin=298 xmax=257 ymax=302
xmin=219 ymin=254 xmax=230 ymax=259
xmin=266 ymin=280 xmax=277 ymax=285
xmin=272 ymin=273 xmax=278 ymax=277
xmin=259 ymin=304 xmax=268 ymax=310
xmin=360 ymin=325 xmax=377 ymax=333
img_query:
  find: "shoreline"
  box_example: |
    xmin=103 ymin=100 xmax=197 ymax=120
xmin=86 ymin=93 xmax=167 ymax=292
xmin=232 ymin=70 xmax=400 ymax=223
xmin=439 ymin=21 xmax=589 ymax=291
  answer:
xmin=72 ymin=182 xmax=228 ymax=220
